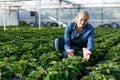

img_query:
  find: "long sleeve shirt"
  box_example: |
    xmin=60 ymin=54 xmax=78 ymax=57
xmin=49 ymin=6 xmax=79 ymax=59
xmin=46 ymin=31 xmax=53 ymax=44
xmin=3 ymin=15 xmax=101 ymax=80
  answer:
xmin=64 ymin=22 xmax=94 ymax=52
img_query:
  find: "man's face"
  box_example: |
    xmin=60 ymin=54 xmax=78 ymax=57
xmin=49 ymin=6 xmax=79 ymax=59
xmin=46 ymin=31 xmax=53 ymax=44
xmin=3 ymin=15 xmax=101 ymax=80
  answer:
xmin=76 ymin=14 xmax=88 ymax=28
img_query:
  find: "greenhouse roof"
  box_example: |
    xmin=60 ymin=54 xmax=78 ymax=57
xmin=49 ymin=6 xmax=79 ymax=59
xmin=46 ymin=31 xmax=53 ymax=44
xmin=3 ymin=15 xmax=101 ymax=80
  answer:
xmin=1 ymin=0 xmax=120 ymax=4
xmin=65 ymin=0 xmax=120 ymax=4
xmin=1 ymin=0 xmax=120 ymax=11
xmin=1 ymin=0 xmax=120 ymax=3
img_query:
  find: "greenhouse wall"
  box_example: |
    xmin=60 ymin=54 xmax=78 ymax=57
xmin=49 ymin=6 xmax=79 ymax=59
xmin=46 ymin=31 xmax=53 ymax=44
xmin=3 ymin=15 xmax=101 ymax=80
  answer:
xmin=18 ymin=7 xmax=120 ymax=27
xmin=0 ymin=10 xmax=18 ymax=26
xmin=1 ymin=0 xmax=120 ymax=27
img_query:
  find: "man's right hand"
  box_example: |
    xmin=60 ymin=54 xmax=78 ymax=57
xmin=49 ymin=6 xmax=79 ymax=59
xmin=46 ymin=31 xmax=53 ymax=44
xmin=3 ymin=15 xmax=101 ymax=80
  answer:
xmin=66 ymin=49 xmax=74 ymax=57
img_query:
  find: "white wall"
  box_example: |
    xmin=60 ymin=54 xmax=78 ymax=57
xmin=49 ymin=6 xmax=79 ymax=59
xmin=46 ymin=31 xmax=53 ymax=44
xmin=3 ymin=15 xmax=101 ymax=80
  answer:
xmin=0 ymin=10 xmax=18 ymax=26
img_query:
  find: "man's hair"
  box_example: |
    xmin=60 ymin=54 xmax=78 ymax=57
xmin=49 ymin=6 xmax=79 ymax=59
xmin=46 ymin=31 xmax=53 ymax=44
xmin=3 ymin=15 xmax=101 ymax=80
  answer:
xmin=74 ymin=10 xmax=89 ymax=23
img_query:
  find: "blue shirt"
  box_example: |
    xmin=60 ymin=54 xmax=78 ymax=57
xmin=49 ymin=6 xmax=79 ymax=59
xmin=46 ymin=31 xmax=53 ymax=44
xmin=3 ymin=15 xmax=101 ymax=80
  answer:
xmin=64 ymin=22 xmax=94 ymax=52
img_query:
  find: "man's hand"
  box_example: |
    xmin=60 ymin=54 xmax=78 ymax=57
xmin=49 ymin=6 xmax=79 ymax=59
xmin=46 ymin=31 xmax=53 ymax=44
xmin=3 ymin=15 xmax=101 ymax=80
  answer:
xmin=82 ymin=48 xmax=91 ymax=60
xmin=66 ymin=49 xmax=74 ymax=57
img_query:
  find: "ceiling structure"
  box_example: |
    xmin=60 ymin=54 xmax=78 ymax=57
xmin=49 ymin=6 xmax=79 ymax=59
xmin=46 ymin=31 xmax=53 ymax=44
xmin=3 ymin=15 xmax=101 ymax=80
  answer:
xmin=1 ymin=0 xmax=120 ymax=11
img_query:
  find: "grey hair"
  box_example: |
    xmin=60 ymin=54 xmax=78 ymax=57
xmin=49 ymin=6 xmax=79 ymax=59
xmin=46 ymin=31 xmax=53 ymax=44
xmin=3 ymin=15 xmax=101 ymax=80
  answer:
xmin=74 ymin=10 xmax=89 ymax=23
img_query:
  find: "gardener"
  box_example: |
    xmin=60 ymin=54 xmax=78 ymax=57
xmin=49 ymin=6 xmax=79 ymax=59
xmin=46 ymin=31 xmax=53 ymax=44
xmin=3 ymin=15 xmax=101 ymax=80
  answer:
xmin=54 ymin=10 xmax=94 ymax=60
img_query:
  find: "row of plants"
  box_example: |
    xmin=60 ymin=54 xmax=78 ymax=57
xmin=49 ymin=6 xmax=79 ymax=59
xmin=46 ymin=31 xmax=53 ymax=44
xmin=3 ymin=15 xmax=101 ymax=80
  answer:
xmin=81 ymin=31 xmax=120 ymax=80
xmin=0 ymin=27 xmax=120 ymax=80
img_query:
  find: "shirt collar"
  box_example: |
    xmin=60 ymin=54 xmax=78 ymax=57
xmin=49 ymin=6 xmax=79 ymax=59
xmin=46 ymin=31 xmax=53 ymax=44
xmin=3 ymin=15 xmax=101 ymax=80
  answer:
xmin=73 ymin=23 xmax=77 ymax=30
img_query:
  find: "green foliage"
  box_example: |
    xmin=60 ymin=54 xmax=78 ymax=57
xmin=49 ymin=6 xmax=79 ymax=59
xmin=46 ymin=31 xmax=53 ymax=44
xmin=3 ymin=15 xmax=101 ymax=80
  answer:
xmin=0 ymin=27 xmax=120 ymax=80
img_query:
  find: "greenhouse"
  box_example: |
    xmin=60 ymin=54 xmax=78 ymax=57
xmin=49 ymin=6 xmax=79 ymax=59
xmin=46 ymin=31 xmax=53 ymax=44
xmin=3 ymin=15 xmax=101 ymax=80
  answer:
xmin=1 ymin=0 xmax=120 ymax=80
xmin=1 ymin=0 xmax=120 ymax=28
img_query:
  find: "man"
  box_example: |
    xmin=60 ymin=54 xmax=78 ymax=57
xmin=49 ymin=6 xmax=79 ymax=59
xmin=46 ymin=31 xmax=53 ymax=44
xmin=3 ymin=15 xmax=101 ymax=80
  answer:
xmin=55 ymin=10 xmax=94 ymax=60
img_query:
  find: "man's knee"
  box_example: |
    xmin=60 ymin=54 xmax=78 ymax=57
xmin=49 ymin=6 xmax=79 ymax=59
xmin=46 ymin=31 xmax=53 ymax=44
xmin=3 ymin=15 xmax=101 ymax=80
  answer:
xmin=54 ymin=38 xmax=59 ymax=49
xmin=54 ymin=37 xmax=64 ymax=49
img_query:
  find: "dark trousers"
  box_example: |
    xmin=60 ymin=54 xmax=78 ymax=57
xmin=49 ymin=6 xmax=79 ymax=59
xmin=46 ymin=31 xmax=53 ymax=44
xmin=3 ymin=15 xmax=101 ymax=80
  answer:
xmin=54 ymin=36 xmax=87 ymax=58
